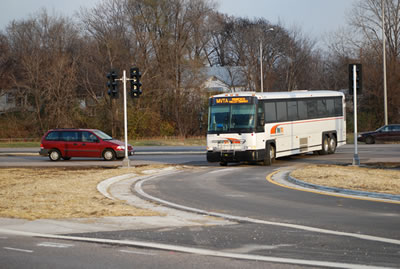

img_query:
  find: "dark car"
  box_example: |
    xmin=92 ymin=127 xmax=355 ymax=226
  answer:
xmin=39 ymin=129 xmax=134 ymax=161
xmin=357 ymin=124 xmax=400 ymax=144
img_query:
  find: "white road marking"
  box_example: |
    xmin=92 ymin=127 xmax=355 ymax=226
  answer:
xmin=0 ymin=229 xmax=391 ymax=269
xmin=135 ymin=177 xmax=400 ymax=247
xmin=4 ymin=247 xmax=33 ymax=253
xmin=225 ymin=194 xmax=246 ymax=198
xmin=119 ymin=250 xmax=156 ymax=255
xmin=37 ymin=242 xmax=74 ymax=248
xmin=208 ymin=168 xmax=237 ymax=174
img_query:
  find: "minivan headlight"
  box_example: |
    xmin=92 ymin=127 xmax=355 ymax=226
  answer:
xmin=116 ymin=146 xmax=125 ymax=150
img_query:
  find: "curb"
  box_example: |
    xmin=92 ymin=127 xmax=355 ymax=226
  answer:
xmin=286 ymin=173 xmax=400 ymax=202
xmin=97 ymin=173 xmax=137 ymax=200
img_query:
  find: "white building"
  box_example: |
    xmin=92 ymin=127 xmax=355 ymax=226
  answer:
xmin=201 ymin=66 xmax=248 ymax=93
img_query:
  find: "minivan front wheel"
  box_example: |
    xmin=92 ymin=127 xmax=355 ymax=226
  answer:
xmin=49 ymin=149 xmax=61 ymax=161
xmin=103 ymin=149 xmax=116 ymax=161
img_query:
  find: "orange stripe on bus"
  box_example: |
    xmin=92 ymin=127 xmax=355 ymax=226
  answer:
xmin=270 ymin=117 xmax=344 ymax=135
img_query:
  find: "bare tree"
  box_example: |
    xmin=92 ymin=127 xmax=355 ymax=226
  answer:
xmin=6 ymin=10 xmax=81 ymax=135
xmin=347 ymin=0 xmax=400 ymax=126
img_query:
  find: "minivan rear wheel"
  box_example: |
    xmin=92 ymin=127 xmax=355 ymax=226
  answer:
xmin=49 ymin=149 xmax=61 ymax=161
xmin=103 ymin=149 xmax=116 ymax=161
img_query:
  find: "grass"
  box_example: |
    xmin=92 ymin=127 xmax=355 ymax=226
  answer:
xmin=0 ymin=166 xmax=169 ymax=220
xmin=291 ymin=164 xmax=400 ymax=195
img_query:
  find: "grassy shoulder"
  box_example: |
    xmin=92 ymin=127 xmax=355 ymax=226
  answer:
xmin=291 ymin=164 xmax=400 ymax=195
xmin=0 ymin=165 xmax=172 ymax=220
xmin=0 ymin=136 xmax=206 ymax=148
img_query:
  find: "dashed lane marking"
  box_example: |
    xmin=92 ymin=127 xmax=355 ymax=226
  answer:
xmin=37 ymin=242 xmax=74 ymax=248
xmin=119 ymin=250 xmax=156 ymax=255
xmin=4 ymin=247 xmax=33 ymax=253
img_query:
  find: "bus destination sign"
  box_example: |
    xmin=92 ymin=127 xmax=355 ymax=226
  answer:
xmin=212 ymin=96 xmax=254 ymax=105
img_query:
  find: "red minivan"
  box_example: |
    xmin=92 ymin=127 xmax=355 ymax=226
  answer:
xmin=39 ymin=129 xmax=134 ymax=161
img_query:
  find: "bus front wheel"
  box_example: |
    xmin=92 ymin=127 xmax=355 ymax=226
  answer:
xmin=263 ymin=143 xmax=275 ymax=166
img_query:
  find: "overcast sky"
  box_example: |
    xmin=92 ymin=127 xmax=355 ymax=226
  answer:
xmin=0 ymin=0 xmax=357 ymax=43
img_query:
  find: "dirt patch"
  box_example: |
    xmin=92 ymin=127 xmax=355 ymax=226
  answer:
xmin=291 ymin=165 xmax=400 ymax=195
xmin=0 ymin=165 xmax=172 ymax=220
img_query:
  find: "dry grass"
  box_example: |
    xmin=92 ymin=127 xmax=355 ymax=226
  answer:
xmin=0 ymin=165 xmax=171 ymax=220
xmin=291 ymin=165 xmax=400 ymax=195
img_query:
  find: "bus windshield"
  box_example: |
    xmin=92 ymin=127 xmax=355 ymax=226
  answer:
xmin=208 ymin=104 xmax=256 ymax=133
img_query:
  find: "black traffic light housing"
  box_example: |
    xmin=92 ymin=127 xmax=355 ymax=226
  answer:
xmin=107 ymin=70 xmax=119 ymax=99
xmin=130 ymin=67 xmax=142 ymax=98
xmin=348 ymin=64 xmax=362 ymax=95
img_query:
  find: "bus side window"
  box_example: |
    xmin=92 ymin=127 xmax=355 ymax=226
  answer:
xmin=298 ymin=100 xmax=307 ymax=120
xmin=264 ymin=102 xmax=277 ymax=123
xmin=317 ymin=99 xmax=328 ymax=117
xmin=326 ymin=99 xmax=335 ymax=117
xmin=287 ymin=101 xmax=298 ymax=121
xmin=276 ymin=101 xmax=287 ymax=122
xmin=334 ymin=98 xmax=342 ymax=116
xmin=307 ymin=99 xmax=318 ymax=119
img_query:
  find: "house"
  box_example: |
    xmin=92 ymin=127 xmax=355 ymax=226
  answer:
xmin=201 ymin=66 xmax=249 ymax=93
xmin=0 ymin=89 xmax=29 ymax=114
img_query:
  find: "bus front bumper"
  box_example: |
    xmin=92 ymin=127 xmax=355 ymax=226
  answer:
xmin=207 ymin=150 xmax=265 ymax=163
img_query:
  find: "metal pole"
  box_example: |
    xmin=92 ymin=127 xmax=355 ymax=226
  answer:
xmin=353 ymin=65 xmax=360 ymax=166
xmin=122 ymin=70 xmax=130 ymax=167
xmin=382 ymin=0 xmax=388 ymax=125
xmin=260 ymin=40 xmax=263 ymax=92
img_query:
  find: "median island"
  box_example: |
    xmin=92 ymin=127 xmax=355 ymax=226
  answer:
xmin=0 ymin=165 xmax=168 ymax=220
xmin=1 ymin=164 xmax=399 ymax=221
xmin=291 ymin=164 xmax=400 ymax=195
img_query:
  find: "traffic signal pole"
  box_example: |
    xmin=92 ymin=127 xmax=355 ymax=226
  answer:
xmin=122 ymin=70 xmax=129 ymax=167
xmin=107 ymin=67 xmax=142 ymax=168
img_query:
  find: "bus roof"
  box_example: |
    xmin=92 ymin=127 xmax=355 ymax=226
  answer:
xmin=210 ymin=90 xmax=344 ymax=100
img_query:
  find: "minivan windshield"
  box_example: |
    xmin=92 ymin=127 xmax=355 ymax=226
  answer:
xmin=93 ymin=130 xmax=113 ymax=140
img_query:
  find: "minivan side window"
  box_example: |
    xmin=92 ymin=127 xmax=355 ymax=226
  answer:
xmin=82 ymin=131 xmax=98 ymax=142
xmin=46 ymin=131 xmax=60 ymax=141
xmin=61 ymin=131 xmax=80 ymax=142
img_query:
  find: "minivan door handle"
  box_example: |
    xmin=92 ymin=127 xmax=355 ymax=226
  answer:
xmin=73 ymin=143 xmax=78 ymax=146
xmin=82 ymin=143 xmax=86 ymax=146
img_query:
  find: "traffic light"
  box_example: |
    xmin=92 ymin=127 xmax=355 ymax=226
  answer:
xmin=348 ymin=64 xmax=362 ymax=95
xmin=107 ymin=70 xmax=119 ymax=99
xmin=130 ymin=67 xmax=142 ymax=98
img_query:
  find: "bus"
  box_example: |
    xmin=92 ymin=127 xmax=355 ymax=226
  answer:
xmin=206 ymin=91 xmax=346 ymax=166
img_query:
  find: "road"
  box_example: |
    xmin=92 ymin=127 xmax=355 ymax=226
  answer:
xmin=0 ymin=144 xmax=399 ymax=268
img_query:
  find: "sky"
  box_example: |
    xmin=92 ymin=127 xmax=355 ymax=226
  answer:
xmin=0 ymin=0 xmax=357 ymax=44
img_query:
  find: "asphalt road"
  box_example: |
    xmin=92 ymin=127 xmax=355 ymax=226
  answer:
xmin=1 ymin=144 xmax=400 ymax=268
xmin=1 ymin=235 xmax=299 ymax=269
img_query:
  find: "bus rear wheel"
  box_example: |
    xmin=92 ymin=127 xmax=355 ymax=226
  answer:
xmin=328 ymin=135 xmax=337 ymax=154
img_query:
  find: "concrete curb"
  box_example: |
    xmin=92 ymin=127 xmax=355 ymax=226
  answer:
xmin=284 ymin=170 xmax=400 ymax=202
xmin=97 ymin=173 xmax=137 ymax=200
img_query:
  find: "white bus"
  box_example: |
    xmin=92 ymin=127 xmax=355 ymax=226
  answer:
xmin=206 ymin=91 xmax=346 ymax=166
